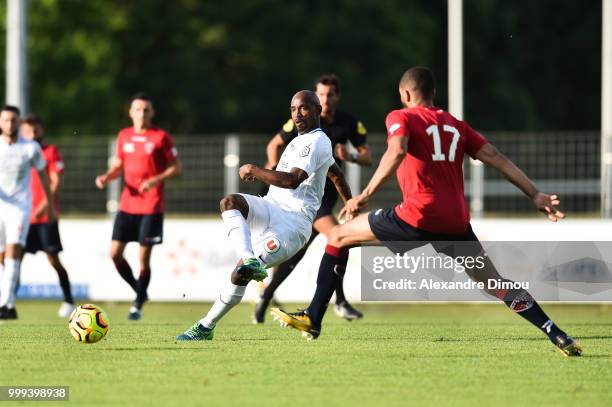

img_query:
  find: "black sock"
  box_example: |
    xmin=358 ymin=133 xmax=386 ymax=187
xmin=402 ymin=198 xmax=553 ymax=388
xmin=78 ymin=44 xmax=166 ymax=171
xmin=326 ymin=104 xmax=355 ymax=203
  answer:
xmin=498 ymin=288 xmax=565 ymax=340
xmin=307 ymin=245 xmax=349 ymax=325
xmin=114 ymin=258 xmax=138 ymax=292
xmin=335 ymin=279 xmax=347 ymax=305
xmin=136 ymin=269 xmax=151 ymax=309
xmin=54 ymin=265 xmax=74 ymax=304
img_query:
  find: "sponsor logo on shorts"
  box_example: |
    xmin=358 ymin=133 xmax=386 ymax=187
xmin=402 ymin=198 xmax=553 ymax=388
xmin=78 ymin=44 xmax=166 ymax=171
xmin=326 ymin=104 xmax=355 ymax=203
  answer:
xmin=145 ymin=236 xmax=162 ymax=243
xmin=264 ymin=237 xmax=280 ymax=254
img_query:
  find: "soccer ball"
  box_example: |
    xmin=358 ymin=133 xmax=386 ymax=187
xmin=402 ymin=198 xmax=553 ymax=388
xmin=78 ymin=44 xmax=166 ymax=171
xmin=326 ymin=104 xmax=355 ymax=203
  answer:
xmin=68 ymin=304 xmax=109 ymax=344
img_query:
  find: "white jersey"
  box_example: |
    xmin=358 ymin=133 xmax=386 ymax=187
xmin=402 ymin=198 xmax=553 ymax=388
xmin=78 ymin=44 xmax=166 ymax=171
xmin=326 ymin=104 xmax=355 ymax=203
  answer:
xmin=0 ymin=136 xmax=46 ymax=208
xmin=265 ymin=127 xmax=335 ymax=225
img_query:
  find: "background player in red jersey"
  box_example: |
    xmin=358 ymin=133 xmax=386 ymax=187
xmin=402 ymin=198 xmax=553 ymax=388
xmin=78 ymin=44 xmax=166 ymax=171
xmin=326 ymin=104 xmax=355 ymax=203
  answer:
xmin=20 ymin=114 xmax=75 ymax=318
xmin=96 ymin=93 xmax=182 ymax=320
xmin=272 ymin=67 xmax=581 ymax=356
xmin=254 ymin=74 xmax=372 ymax=323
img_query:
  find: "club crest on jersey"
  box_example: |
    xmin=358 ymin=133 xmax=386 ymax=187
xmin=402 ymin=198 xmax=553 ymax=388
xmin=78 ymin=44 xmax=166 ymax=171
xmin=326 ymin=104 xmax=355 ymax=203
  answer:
xmin=300 ymin=144 xmax=311 ymax=158
xmin=144 ymin=142 xmax=155 ymax=154
xmin=264 ymin=237 xmax=281 ymax=254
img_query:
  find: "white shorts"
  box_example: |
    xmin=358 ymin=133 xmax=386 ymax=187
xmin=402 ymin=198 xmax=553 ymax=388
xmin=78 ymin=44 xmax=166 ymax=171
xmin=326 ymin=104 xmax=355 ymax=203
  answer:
xmin=0 ymin=201 xmax=31 ymax=252
xmin=239 ymin=194 xmax=311 ymax=267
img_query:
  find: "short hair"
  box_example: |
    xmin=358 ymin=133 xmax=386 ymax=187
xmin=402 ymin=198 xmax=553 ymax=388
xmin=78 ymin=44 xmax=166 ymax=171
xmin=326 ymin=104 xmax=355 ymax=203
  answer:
xmin=315 ymin=74 xmax=341 ymax=94
xmin=23 ymin=113 xmax=43 ymax=127
xmin=1 ymin=105 xmax=20 ymax=116
xmin=399 ymin=67 xmax=436 ymax=100
xmin=129 ymin=92 xmax=153 ymax=106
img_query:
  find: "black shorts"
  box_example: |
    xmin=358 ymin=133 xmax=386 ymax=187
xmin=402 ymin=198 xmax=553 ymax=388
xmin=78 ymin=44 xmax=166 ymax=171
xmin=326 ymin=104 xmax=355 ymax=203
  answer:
xmin=25 ymin=222 xmax=63 ymax=254
xmin=368 ymin=207 xmax=483 ymax=258
xmin=111 ymin=211 xmax=164 ymax=245
xmin=315 ymin=178 xmax=339 ymax=220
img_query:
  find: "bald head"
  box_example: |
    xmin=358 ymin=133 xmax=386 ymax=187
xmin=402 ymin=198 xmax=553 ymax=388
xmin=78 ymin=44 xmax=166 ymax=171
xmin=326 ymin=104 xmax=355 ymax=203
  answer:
xmin=292 ymin=90 xmax=320 ymax=108
xmin=291 ymin=90 xmax=322 ymax=134
xmin=399 ymin=66 xmax=436 ymax=103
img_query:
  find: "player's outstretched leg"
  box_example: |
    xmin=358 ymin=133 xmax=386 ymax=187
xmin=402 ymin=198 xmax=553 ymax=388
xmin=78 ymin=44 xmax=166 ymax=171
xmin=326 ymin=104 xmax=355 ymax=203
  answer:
xmin=471 ymin=257 xmax=581 ymax=356
xmin=176 ymin=259 xmax=263 ymax=341
xmin=176 ymin=194 xmax=267 ymax=341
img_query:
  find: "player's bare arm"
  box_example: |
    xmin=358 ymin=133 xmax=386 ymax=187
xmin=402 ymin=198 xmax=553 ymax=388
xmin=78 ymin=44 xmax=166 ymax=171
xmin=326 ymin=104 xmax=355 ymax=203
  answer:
xmin=139 ymin=157 xmax=183 ymax=193
xmin=239 ymin=164 xmax=308 ymax=189
xmin=265 ymin=133 xmax=285 ymax=169
xmin=327 ymin=163 xmax=352 ymax=204
xmin=34 ymin=169 xmax=62 ymax=219
xmin=37 ymin=169 xmax=56 ymax=222
xmin=475 ymin=143 xmax=565 ymax=222
xmin=95 ymin=157 xmax=123 ymax=189
xmin=335 ymin=143 xmax=373 ymax=166
xmin=342 ymin=136 xmax=408 ymax=216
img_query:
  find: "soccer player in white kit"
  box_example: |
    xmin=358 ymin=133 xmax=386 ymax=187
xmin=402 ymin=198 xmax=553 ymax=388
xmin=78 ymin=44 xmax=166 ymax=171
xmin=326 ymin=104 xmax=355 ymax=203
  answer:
xmin=176 ymin=90 xmax=353 ymax=340
xmin=0 ymin=105 xmax=55 ymax=319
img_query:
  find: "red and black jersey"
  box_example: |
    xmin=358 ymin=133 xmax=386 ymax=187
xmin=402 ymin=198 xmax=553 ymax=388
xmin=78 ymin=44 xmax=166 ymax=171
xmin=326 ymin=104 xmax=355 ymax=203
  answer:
xmin=115 ymin=127 xmax=178 ymax=215
xmin=385 ymin=106 xmax=488 ymax=234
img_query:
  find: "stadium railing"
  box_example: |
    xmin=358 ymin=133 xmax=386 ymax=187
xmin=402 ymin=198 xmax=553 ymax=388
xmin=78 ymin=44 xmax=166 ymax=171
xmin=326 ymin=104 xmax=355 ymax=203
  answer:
xmin=53 ymin=131 xmax=600 ymax=217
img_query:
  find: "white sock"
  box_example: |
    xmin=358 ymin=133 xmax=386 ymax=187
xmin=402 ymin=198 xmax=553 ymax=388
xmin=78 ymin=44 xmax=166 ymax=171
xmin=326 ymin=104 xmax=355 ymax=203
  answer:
xmin=222 ymin=209 xmax=254 ymax=259
xmin=0 ymin=258 xmax=20 ymax=308
xmin=199 ymin=283 xmax=247 ymax=329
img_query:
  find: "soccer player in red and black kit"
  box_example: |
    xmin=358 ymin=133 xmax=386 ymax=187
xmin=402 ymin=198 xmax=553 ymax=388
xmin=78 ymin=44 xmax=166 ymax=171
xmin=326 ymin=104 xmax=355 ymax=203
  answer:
xmin=272 ymin=67 xmax=581 ymax=356
xmin=96 ymin=93 xmax=182 ymax=320
xmin=253 ymin=74 xmax=372 ymax=323
xmin=20 ymin=114 xmax=75 ymax=318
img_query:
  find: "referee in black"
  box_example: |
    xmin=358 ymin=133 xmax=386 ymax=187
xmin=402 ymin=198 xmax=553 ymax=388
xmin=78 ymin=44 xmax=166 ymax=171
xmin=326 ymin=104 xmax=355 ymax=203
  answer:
xmin=254 ymin=74 xmax=372 ymax=323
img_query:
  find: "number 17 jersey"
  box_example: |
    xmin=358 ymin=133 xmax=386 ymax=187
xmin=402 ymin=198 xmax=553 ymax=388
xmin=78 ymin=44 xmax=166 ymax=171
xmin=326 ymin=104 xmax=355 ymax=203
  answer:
xmin=385 ymin=106 xmax=488 ymax=235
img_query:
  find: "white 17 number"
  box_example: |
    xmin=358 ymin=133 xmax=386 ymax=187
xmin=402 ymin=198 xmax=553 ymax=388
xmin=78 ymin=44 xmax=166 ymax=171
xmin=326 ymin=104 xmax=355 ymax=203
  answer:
xmin=426 ymin=124 xmax=461 ymax=162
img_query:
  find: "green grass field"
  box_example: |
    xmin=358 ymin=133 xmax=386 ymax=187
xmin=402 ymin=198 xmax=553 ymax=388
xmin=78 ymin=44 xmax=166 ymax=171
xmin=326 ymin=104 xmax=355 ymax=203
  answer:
xmin=0 ymin=302 xmax=610 ymax=406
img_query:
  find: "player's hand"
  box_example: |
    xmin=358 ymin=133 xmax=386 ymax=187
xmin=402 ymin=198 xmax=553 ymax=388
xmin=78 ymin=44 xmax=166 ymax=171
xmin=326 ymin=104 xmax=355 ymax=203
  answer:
xmin=239 ymin=164 xmax=258 ymax=182
xmin=335 ymin=144 xmax=351 ymax=162
xmin=532 ymin=192 xmax=565 ymax=222
xmin=339 ymin=194 xmax=369 ymax=220
xmin=95 ymin=174 xmax=108 ymax=189
xmin=139 ymin=178 xmax=158 ymax=193
xmin=339 ymin=206 xmax=359 ymax=221
xmin=34 ymin=202 xmax=48 ymax=219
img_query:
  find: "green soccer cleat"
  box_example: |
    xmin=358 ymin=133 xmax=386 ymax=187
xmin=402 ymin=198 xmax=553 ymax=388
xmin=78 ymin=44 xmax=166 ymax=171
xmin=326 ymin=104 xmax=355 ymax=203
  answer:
xmin=237 ymin=258 xmax=268 ymax=282
xmin=176 ymin=323 xmax=215 ymax=341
